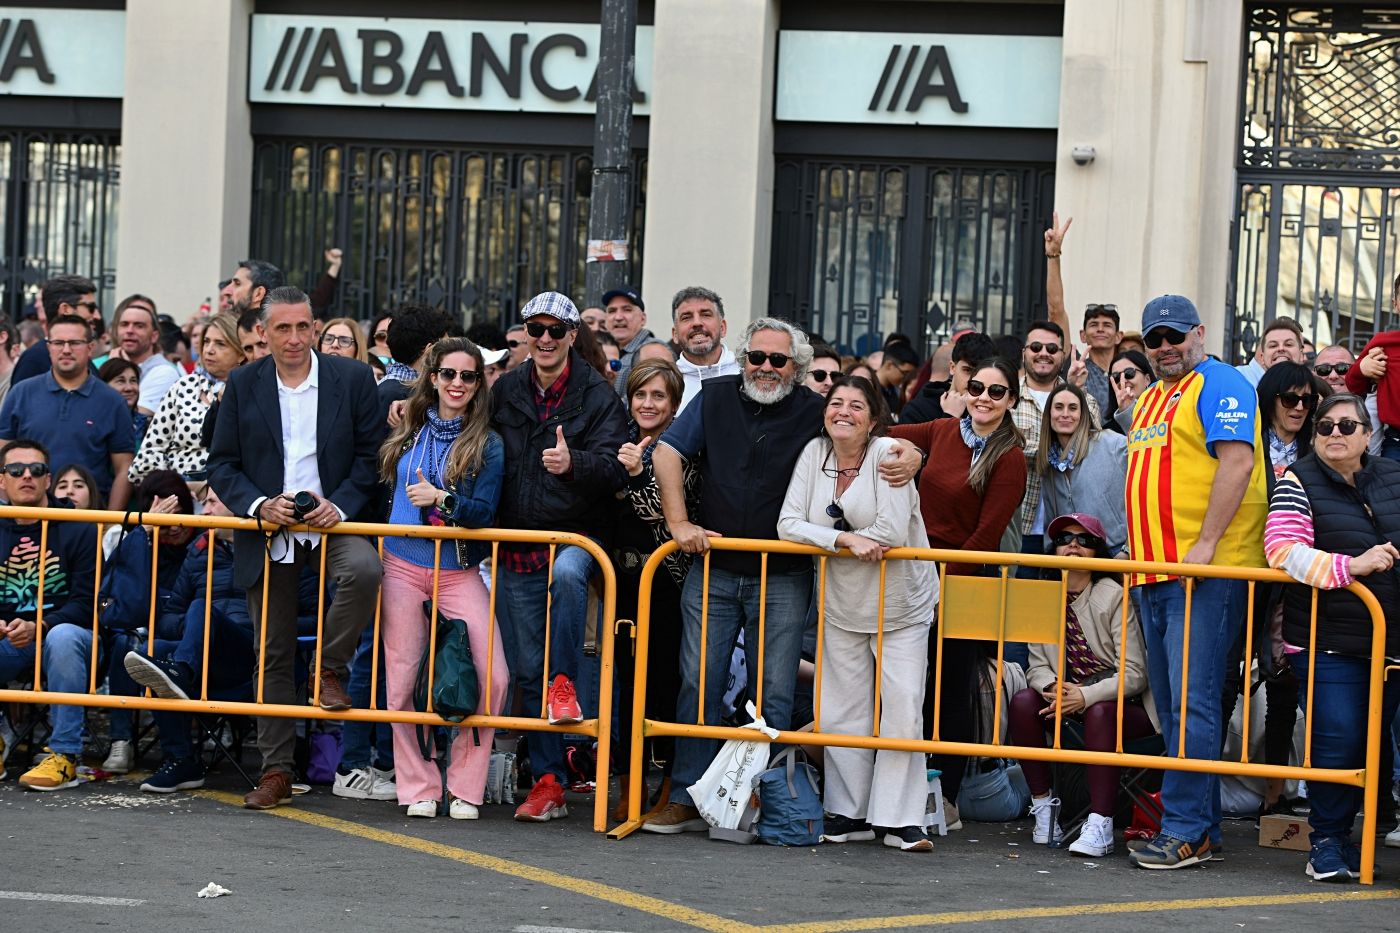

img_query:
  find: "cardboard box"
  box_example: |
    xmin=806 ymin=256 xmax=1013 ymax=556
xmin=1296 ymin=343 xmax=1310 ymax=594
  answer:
xmin=1258 ymin=812 xmax=1312 ymax=851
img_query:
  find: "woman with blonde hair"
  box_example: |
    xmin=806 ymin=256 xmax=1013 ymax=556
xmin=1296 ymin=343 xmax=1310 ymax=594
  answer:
xmin=319 ymin=316 xmax=369 ymax=362
xmin=378 ymin=336 xmax=509 ymax=820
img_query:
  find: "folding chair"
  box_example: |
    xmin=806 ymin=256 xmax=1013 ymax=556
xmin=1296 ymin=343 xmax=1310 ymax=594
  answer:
xmin=1050 ymin=723 xmax=1165 ymax=845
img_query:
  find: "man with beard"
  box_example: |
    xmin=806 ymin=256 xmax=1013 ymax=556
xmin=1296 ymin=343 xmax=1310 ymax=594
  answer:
xmin=670 ymin=286 xmax=739 ymax=413
xmin=221 ymin=260 xmax=285 ymax=321
xmin=1236 ymin=317 xmax=1306 ymax=388
xmin=642 ymin=317 xmax=825 ymax=833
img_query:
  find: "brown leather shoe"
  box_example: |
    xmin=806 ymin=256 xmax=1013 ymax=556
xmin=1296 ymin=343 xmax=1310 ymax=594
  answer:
xmin=316 ymin=669 xmax=352 ymax=711
xmin=244 ymin=770 xmax=293 ymax=810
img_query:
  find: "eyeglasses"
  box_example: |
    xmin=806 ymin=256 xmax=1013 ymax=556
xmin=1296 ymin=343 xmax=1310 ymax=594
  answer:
xmin=1110 ymin=367 xmax=1143 ymax=384
xmin=3 ymin=462 xmax=49 ymax=478
xmin=745 ymin=350 xmax=792 ymax=368
xmin=1143 ymin=328 xmax=1192 ymax=349
xmin=809 ymin=370 xmax=838 ymax=383
xmin=825 ymin=501 xmax=850 ymax=532
xmin=373 ymin=330 xmax=389 ymax=342
xmin=607 ymin=359 xmax=621 ymax=372
xmin=1278 ymin=391 xmax=1317 ymax=410
xmin=1313 ymin=363 xmax=1351 ymax=377
xmin=321 ymin=334 xmax=356 ymax=349
xmin=49 ymin=339 xmax=90 ymax=350
xmin=525 ymin=322 xmax=572 ymax=340
xmin=435 ymin=367 xmax=481 ymax=385
xmin=1024 ymin=342 xmax=1062 ymax=355
xmin=966 ymin=379 xmax=1010 ymax=401
xmin=1052 ymin=531 xmax=1102 ymax=548
xmin=1316 ymin=419 xmax=1365 ymax=437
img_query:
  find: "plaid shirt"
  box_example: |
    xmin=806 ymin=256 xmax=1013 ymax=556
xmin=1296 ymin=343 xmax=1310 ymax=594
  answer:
xmin=1012 ymin=374 xmax=1102 ymax=534
xmin=501 ymin=361 xmax=573 ymax=574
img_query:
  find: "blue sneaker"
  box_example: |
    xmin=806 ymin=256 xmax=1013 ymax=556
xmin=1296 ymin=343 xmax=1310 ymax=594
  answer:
xmin=140 ymin=756 xmax=205 ymax=794
xmin=1306 ymin=838 xmax=1355 ymax=883
xmin=1128 ymin=831 xmax=1212 ymax=869
xmin=124 ymin=652 xmax=194 ymax=701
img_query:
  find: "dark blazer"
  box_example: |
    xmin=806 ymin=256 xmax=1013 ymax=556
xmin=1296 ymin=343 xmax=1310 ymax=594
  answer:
xmin=207 ymin=352 xmax=384 ymax=587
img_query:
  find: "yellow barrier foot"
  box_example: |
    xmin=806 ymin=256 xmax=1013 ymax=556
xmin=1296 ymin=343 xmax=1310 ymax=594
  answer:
xmin=607 ymin=818 xmax=645 ymax=840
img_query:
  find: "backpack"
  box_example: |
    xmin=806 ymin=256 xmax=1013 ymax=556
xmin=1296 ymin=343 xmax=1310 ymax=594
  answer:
xmin=413 ymin=600 xmax=480 ymax=759
xmin=754 ymin=748 xmax=824 ymax=847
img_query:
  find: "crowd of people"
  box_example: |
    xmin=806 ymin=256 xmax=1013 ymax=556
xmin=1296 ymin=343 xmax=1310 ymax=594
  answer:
xmin=0 ymin=222 xmax=1396 ymax=881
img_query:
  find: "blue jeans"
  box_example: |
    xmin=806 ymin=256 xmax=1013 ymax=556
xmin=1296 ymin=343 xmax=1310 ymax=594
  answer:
xmin=39 ymin=624 xmax=102 ymax=758
xmin=1381 ymin=433 xmax=1400 ymax=462
xmin=146 ymin=604 xmax=256 ymax=760
xmin=339 ymin=624 xmax=394 ymax=772
xmin=669 ymin=567 xmax=812 ymax=806
xmin=1137 ymin=577 xmax=1245 ymax=844
xmin=495 ymin=545 xmax=596 ymax=783
xmin=1292 ymin=649 xmax=1400 ymax=845
xmin=0 ymin=637 xmax=36 ymax=687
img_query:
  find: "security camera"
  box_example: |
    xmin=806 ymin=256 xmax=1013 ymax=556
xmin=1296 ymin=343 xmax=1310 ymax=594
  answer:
xmin=1071 ymin=146 xmax=1096 ymax=166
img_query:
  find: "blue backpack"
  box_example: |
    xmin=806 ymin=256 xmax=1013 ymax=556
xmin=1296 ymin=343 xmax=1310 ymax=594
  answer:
xmin=754 ymin=748 xmax=824 ymax=846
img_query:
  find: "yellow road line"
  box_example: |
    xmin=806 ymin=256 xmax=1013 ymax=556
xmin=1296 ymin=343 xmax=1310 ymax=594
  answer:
xmin=191 ymin=790 xmax=758 ymax=933
xmin=760 ymin=890 xmax=1400 ymax=932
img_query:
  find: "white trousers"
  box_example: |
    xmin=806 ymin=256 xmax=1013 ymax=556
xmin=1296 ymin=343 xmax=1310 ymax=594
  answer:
xmin=819 ymin=622 xmax=930 ymax=829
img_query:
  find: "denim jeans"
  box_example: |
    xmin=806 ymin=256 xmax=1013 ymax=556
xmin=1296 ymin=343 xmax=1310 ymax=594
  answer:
xmin=38 ymin=624 xmax=102 ymax=758
xmin=669 ymin=567 xmax=812 ymax=806
xmin=339 ymin=624 xmax=394 ymax=772
xmin=146 ymin=604 xmax=257 ymax=760
xmin=0 ymin=638 xmax=35 ymax=685
xmin=495 ymin=544 xmax=596 ymax=783
xmin=1292 ymin=649 xmax=1400 ymax=845
xmin=1138 ymin=577 xmax=1245 ymax=843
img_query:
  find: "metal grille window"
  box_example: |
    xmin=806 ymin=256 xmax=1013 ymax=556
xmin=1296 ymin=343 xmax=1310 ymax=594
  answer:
xmin=0 ymin=132 xmax=119 ymax=320
xmin=250 ymin=141 xmax=646 ymax=328
xmin=770 ymin=157 xmax=1052 ymax=356
xmin=1229 ymin=5 xmax=1400 ymax=360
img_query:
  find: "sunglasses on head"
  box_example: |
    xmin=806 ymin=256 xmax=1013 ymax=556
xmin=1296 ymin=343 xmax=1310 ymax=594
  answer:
xmin=1024 ymin=341 xmax=1062 ymax=355
xmin=435 ymin=367 xmax=480 ymax=385
xmin=826 ymin=501 xmax=850 ymax=532
xmin=1278 ymin=390 xmax=1317 ymax=410
xmin=966 ymin=379 xmax=1010 ymax=401
xmin=1313 ymin=362 xmax=1351 ymax=377
xmin=3 ymin=462 xmax=49 ymax=478
xmin=525 ymin=322 xmax=572 ymax=340
xmin=810 ymin=370 xmax=839 ymax=383
xmin=746 ymin=350 xmax=792 ymax=368
xmin=1052 ymin=531 xmax=1102 ymax=548
xmin=1316 ymin=419 xmax=1364 ymax=437
xmin=1110 ymin=367 xmax=1143 ymax=383
xmin=1143 ymin=327 xmax=1192 ymax=349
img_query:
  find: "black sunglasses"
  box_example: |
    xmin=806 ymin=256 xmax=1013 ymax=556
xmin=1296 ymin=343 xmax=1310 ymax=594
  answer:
xmin=1316 ymin=419 xmax=1364 ymax=437
xmin=3 ymin=462 xmax=49 ymax=478
xmin=1052 ymin=531 xmax=1102 ymax=548
xmin=809 ymin=370 xmax=838 ymax=383
xmin=746 ymin=350 xmax=792 ymax=369
xmin=1313 ymin=363 xmax=1351 ymax=377
xmin=525 ymin=322 xmax=572 ymax=340
xmin=1024 ymin=341 xmax=1062 ymax=355
xmin=1085 ymin=303 xmax=1118 ymax=313
xmin=1110 ymin=367 xmax=1143 ymax=384
xmin=1278 ymin=391 xmax=1317 ymax=410
xmin=507 ymin=339 xmax=522 ymax=348
xmin=435 ymin=367 xmax=481 ymax=384
xmin=1143 ymin=328 xmax=1192 ymax=349
xmin=826 ymin=501 xmax=850 ymax=532
xmin=966 ymin=379 xmax=1010 ymax=401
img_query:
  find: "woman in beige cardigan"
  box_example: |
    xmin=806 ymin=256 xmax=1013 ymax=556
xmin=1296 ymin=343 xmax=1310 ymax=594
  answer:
xmin=1008 ymin=511 xmax=1158 ymax=858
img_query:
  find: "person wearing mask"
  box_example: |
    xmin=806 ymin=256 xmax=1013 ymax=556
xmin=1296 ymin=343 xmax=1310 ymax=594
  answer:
xmin=605 ymin=286 xmax=667 ymax=398
xmin=1264 ymin=393 xmax=1400 ymax=881
xmin=1035 ymin=383 xmax=1129 ymax=556
xmin=670 ymin=286 xmax=739 ymax=413
xmin=1108 ymin=350 xmax=1155 ymax=434
xmin=318 ymin=317 xmax=369 ymax=363
xmin=779 ymin=375 xmax=937 ymax=851
xmin=804 ymin=345 xmax=843 ymax=399
xmin=112 ymin=295 xmax=182 ymax=414
xmin=1009 ymin=512 xmax=1157 ymax=857
xmin=100 ymin=358 xmax=149 ymax=448
xmin=900 ymin=332 xmax=998 ymax=425
xmin=889 ymin=358 xmax=1028 ymax=829
xmin=11 ymin=274 xmax=100 ymax=386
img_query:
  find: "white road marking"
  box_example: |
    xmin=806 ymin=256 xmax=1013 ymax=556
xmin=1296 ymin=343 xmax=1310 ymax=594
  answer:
xmin=0 ymin=890 xmax=144 ymax=906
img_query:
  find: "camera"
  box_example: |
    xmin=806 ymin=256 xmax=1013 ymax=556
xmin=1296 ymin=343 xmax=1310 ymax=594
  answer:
xmin=291 ymin=490 xmax=317 ymax=521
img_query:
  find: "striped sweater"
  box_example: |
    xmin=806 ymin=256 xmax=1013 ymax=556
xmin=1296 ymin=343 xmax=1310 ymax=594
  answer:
xmin=1264 ymin=470 xmax=1353 ymax=590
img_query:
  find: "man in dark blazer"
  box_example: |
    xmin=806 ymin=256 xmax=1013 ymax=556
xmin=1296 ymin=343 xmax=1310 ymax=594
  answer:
xmin=207 ymin=286 xmax=383 ymax=811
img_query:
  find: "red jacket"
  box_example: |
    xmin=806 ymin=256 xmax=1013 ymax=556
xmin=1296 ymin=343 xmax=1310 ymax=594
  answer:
xmin=1344 ymin=331 xmax=1400 ymax=428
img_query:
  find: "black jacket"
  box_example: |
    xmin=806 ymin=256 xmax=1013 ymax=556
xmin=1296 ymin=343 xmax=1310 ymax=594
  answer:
xmin=1282 ymin=452 xmax=1400 ymax=658
xmin=899 ymin=379 xmax=952 ymax=425
xmin=491 ymin=349 xmax=629 ymax=543
xmin=0 ymin=498 xmax=97 ymax=632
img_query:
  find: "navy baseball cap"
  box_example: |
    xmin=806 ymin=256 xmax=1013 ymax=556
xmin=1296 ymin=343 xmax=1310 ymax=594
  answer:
xmin=520 ymin=291 xmax=581 ymax=326
xmin=601 ymin=286 xmax=644 ymax=311
xmin=1141 ymin=295 xmax=1202 ymax=334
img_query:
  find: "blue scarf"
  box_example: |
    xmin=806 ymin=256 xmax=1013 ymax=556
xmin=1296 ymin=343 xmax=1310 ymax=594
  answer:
xmin=410 ymin=408 xmax=463 ymax=486
xmin=1266 ymin=428 xmax=1297 ymax=471
xmin=959 ymin=414 xmax=988 ymax=465
xmin=1047 ymin=438 xmax=1076 ymax=473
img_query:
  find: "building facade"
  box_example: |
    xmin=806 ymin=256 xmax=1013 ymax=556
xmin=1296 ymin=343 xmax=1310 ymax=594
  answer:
xmin=1 ymin=0 xmax=1394 ymax=362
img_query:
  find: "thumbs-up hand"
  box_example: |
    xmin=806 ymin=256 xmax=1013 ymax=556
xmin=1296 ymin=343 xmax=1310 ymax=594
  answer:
xmin=617 ymin=435 xmax=654 ymax=477
xmin=407 ymin=467 xmax=440 ymax=508
xmin=542 ymin=425 xmax=572 ymax=475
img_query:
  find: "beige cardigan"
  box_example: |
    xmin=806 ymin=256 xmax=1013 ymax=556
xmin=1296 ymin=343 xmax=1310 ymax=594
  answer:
xmin=1024 ymin=577 xmax=1159 ymax=732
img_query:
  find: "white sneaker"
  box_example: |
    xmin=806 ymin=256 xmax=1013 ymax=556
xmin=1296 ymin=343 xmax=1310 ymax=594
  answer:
xmin=406 ymin=800 xmax=437 ymax=818
xmin=1030 ymin=795 xmax=1063 ymax=845
xmin=102 ymin=740 xmax=133 ymax=774
xmin=449 ymin=798 xmax=479 ymax=820
xmin=942 ymin=799 xmax=963 ymax=832
xmin=332 ymin=766 xmax=375 ymax=800
xmin=368 ymin=767 xmax=397 ymax=801
xmin=1068 ymin=812 xmax=1115 ymax=856
xmin=1385 ymin=820 xmax=1400 ymax=849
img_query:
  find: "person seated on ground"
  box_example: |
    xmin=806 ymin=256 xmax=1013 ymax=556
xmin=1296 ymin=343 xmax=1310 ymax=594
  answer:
xmin=1008 ymin=511 xmax=1157 ymax=857
xmin=122 ymin=483 xmax=254 ymax=793
xmin=94 ymin=470 xmax=197 ymax=773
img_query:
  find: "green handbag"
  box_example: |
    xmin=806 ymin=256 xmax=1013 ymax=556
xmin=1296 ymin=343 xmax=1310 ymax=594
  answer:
xmin=413 ymin=600 xmax=480 ymax=760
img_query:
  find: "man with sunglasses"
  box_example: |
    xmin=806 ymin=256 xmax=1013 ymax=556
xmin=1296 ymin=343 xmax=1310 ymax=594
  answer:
xmin=1125 ymin=295 xmax=1269 ymax=870
xmin=11 ymin=274 xmax=102 ymax=387
xmin=1312 ymin=344 xmax=1383 ymax=456
xmin=0 ymin=439 xmax=99 ymax=790
xmin=490 ymin=291 xmax=628 ymax=822
xmin=505 ymin=324 xmax=529 ymax=370
xmin=1236 ymin=317 xmax=1306 ymax=388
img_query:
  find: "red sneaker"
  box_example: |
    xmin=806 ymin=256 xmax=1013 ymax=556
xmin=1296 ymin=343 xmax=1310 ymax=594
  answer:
xmin=547 ymin=674 xmax=583 ymax=725
xmin=514 ymin=773 xmax=569 ymax=822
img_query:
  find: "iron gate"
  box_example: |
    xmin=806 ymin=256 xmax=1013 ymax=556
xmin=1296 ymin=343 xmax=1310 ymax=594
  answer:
xmin=0 ymin=131 xmax=119 ymax=321
xmin=250 ymin=140 xmax=646 ymax=328
xmin=770 ymin=157 xmax=1054 ymax=357
xmin=1228 ymin=5 xmax=1400 ymax=361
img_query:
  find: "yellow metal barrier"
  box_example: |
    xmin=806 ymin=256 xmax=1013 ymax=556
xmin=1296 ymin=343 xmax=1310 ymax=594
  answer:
xmin=0 ymin=505 xmax=619 ymax=833
xmin=606 ymin=538 xmax=1389 ymax=885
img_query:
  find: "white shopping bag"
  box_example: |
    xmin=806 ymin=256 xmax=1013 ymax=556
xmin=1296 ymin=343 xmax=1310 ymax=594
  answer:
xmin=688 ymin=701 xmax=780 ymax=831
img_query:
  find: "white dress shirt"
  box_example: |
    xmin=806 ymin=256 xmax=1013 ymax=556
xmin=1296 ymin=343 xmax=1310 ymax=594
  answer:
xmin=250 ymin=353 xmax=331 ymax=562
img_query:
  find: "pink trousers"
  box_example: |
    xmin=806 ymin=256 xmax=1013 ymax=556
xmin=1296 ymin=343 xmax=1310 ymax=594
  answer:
xmin=381 ymin=553 xmax=509 ymax=805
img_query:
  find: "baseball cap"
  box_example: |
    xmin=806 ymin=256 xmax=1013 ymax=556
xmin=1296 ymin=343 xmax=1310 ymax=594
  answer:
xmin=1046 ymin=512 xmax=1108 ymax=544
xmin=480 ymin=347 xmax=508 ymax=366
xmin=601 ymin=286 xmax=644 ymax=311
xmin=520 ymin=291 xmax=581 ymax=326
xmin=1141 ymin=295 xmax=1201 ymax=334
